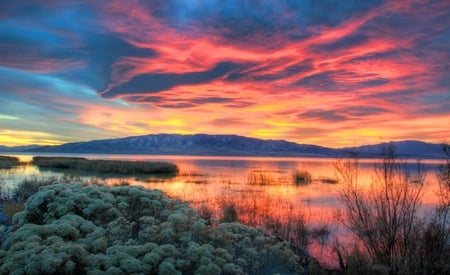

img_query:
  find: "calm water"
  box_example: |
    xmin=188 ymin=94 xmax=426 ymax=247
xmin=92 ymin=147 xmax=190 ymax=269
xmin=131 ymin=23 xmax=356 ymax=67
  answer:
xmin=1 ymin=153 xmax=444 ymax=268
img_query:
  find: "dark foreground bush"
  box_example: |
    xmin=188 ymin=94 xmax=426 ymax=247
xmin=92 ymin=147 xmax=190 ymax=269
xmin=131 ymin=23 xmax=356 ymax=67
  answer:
xmin=32 ymin=156 xmax=178 ymax=174
xmin=335 ymin=144 xmax=450 ymax=274
xmin=0 ymin=184 xmax=313 ymax=274
xmin=0 ymin=156 xmax=20 ymax=169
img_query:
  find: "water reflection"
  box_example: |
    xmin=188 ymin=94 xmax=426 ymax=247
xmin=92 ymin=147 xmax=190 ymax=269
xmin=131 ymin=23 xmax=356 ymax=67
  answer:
xmin=0 ymin=154 xmax=443 ymax=268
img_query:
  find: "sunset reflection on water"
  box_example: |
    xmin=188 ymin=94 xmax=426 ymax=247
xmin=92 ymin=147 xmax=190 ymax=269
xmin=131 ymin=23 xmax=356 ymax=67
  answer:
xmin=2 ymin=154 xmax=443 ymax=268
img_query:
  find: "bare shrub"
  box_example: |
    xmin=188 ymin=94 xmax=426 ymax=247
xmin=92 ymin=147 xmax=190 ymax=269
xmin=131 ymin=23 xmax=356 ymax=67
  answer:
xmin=309 ymin=224 xmax=330 ymax=242
xmin=335 ymin=144 xmax=426 ymax=273
xmin=198 ymin=204 xmax=213 ymax=220
xmin=220 ymin=203 xmax=239 ymax=223
xmin=417 ymin=143 xmax=450 ymax=273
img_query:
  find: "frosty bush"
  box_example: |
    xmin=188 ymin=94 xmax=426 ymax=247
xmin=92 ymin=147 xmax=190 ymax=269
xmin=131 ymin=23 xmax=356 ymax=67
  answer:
xmin=0 ymin=183 xmax=313 ymax=274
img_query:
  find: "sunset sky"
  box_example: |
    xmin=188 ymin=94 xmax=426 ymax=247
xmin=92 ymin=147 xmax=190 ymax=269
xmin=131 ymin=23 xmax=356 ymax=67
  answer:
xmin=1 ymin=0 xmax=449 ymax=148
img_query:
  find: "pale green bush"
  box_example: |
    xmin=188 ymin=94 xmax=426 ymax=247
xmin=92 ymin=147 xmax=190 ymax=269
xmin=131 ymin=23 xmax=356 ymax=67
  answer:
xmin=0 ymin=183 xmax=313 ymax=274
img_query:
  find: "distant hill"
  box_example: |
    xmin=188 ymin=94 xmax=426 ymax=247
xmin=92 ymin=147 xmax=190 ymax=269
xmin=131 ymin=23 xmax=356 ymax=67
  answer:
xmin=0 ymin=145 xmax=40 ymax=152
xmin=347 ymin=140 xmax=446 ymax=159
xmin=21 ymin=134 xmax=335 ymax=157
xmin=0 ymin=134 xmax=446 ymax=158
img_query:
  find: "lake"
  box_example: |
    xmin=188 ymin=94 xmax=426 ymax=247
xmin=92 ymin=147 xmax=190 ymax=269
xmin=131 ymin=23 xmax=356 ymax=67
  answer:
xmin=0 ymin=153 xmax=444 ymax=268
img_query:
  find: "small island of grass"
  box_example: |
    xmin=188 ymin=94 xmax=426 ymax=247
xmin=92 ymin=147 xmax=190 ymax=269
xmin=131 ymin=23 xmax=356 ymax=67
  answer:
xmin=0 ymin=156 xmax=20 ymax=169
xmin=32 ymin=156 xmax=178 ymax=175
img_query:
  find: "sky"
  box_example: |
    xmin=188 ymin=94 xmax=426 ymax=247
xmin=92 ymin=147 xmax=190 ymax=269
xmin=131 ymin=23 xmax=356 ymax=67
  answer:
xmin=0 ymin=0 xmax=449 ymax=148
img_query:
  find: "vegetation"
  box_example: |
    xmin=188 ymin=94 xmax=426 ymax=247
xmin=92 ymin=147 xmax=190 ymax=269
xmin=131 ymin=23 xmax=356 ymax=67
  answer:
xmin=247 ymin=171 xmax=275 ymax=185
xmin=220 ymin=203 xmax=239 ymax=223
xmin=213 ymin=190 xmax=318 ymax=250
xmin=1 ymin=202 xmax=24 ymax=224
xmin=293 ymin=170 xmax=312 ymax=185
xmin=0 ymin=183 xmax=315 ymax=274
xmin=318 ymin=178 xmax=338 ymax=184
xmin=421 ymin=143 xmax=450 ymax=274
xmin=13 ymin=176 xmax=71 ymax=203
xmin=0 ymin=175 xmax=82 ymax=224
xmin=0 ymin=156 xmax=20 ymax=169
xmin=334 ymin=143 xmax=450 ymax=274
xmin=32 ymin=156 xmax=178 ymax=175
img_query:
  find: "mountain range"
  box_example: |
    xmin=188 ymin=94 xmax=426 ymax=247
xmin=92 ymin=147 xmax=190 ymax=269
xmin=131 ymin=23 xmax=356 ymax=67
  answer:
xmin=0 ymin=134 xmax=447 ymax=158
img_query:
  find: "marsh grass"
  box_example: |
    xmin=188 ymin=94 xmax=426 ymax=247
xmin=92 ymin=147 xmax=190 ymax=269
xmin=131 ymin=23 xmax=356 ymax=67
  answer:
xmin=180 ymin=171 xmax=210 ymax=184
xmin=0 ymin=175 xmax=69 ymax=225
xmin=185 ymin=179 xmax=209 ymax=184
xmin=247 ymin=171 xmax=278 ymax=185
xmin=32 ymin=156 xmax=179 ymax=174
xmin=12 ymin=174 xmax=81 ymax=203
xmin=318 ymin=177 xmax=338 ymax=184
xmin=2 ymin=201 xmax=24 ymax=223
xmin=197 ymin=204 xmax=213 ymax=220
xmin=247 ymin=171 xmax=273 ymax=185
xmin=0 ymin=156 xmax=20 ymax=169
xmin=220 ymin=203 xmax=239 ymax=223
xmin=293 ymin=170 xmax=312 ymax=185
xmin=212 ymin=189 xmax=311 ymax=248
xmin=179 ymin=171 xmax=208 ymax=177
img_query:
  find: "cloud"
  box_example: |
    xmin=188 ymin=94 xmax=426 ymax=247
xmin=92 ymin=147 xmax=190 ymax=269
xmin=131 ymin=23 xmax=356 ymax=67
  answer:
xmin=100 ymin=61 xmax=244 ymax=98
xmin=0 ymin=0 xmax=449 ymax=147
xmin=299 ymin=105 xmax=387 ymax=123
xmin=122 ymin=93 xmax=255 ymax=109
xmin=208 ymin=117 xmax=256 ymax=127
xmin=0 ymin=67 xmax=127 ymax=144
xmin=0 ymin=3 xmax=156 ymax=91
xmin=300 ymin=109 xmax=348 ymax=122
xmin=316 ymin=33 xmax=369 ymax=52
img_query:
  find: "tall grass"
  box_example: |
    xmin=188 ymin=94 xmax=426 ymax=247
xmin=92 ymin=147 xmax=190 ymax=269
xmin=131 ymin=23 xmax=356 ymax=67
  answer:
xmin=210 ymin=188 xmax=325 ymax=250
xmin=293 ymin=170 xmax=312 ymax=185
xmin=247 ymin=171 xmax=275 ymax=185
xmin=2 ymin=202 xmax=24 ymax=223
xmin=0 ymin=156 xmax=20 ymax=169
xmin=32 ymin=156 xmax=178 ymax=174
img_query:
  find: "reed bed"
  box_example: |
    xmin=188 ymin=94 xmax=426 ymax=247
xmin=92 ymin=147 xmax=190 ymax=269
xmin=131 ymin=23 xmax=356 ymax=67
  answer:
xmin=293 ymin=170 xmax=312 ymax=185
xmin=32 ymin=156 xmax=178 ymax=174
xmin=0 ymin=156 xmax=20 ymax=169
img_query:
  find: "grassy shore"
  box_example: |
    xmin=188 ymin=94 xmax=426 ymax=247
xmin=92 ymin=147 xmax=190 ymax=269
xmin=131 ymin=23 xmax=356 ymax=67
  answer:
xmin=32 ymin=156 xmax=178 ymax=174
xmin=0 ymin=156 xmax=20 ymax=169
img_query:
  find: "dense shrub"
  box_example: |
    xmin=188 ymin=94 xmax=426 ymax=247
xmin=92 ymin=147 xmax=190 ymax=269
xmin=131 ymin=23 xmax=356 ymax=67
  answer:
xmin=0 ymin=184 xmax=312 ymax=274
